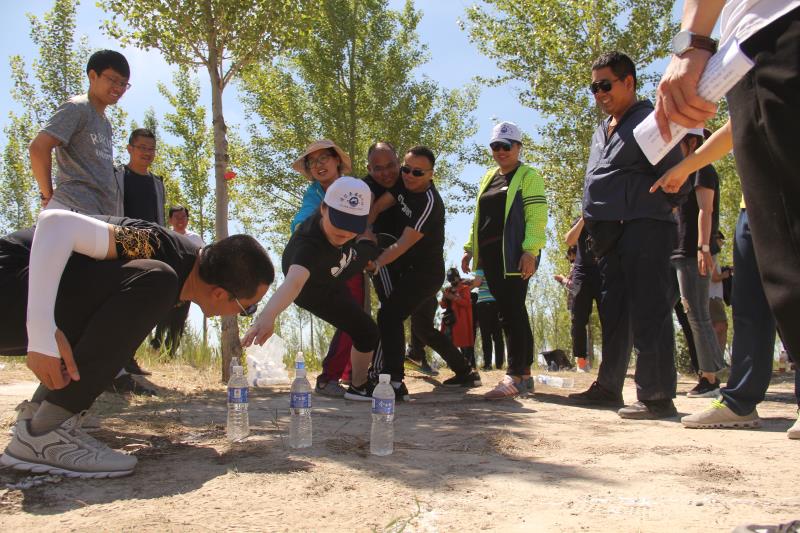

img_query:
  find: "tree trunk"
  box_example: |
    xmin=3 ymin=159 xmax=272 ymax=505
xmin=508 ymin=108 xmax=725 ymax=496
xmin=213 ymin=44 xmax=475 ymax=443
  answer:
xmin=207 ymin=57 xmax=241 ymax=383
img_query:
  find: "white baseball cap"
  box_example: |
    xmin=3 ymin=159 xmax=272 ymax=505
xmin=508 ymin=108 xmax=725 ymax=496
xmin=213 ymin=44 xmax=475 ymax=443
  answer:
xmin=490 ymin=121 xmax=522 ymax=145
xmin=323 ymin=176 xmax=371 ymax=233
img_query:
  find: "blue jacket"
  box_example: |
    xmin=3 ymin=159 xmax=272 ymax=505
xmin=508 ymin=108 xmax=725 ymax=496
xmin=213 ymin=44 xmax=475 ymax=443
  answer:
xmin=582 ymin=100 xmax=687 ymax=222
xmin=290 ymin=181 xmax=325 ymax=233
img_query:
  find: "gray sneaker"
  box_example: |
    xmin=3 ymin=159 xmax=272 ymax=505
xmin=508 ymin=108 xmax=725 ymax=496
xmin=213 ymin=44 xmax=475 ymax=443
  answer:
xmin=787 ymin=409 xmax=800 ymax=440
xmin=9 ymin=401 xmax=101 ymax=435
xmin=1 ymin=412 xmax=137 ymax=478
xmin=681 ymin=399 xmax=761 ymax=429
xmin=315 ymin=380 xmax=346 ymax=398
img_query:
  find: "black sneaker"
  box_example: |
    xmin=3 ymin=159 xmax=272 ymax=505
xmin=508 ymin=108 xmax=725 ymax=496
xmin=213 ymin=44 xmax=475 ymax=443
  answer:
xmin=442 ymin=371 xmax=482 ymax=388
xmin=686 ymin=376 xmax=721 ymax=398
xmin=618 ymin=399 xmax=678 ymax=420
xmin=344 ymin=380 xmax=375 ymax=402
xmin=105 ymin=374 xmax=158 ymax=396
xmin=124 ymin=359 xmax=152 ymax=376
xmin=392 ymin=381 xmax=411 ymax=402
xmin=567 ymin=381 xmax=624 ymax=407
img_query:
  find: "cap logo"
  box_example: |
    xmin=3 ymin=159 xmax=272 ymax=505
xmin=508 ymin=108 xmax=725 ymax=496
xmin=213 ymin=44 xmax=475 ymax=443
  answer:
xmin=500 ymin=125 xmax=509 ymax=133
xmin=340 ymin=191 xmax=364 ymax=210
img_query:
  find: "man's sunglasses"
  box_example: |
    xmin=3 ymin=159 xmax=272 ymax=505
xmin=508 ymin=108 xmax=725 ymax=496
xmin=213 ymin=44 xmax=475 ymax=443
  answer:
xmin=589 ymin=78 xmax=619 ymax=94
xmin=400 ymin=165 xmax=431 ymax=177
xmin=490 ymin=142 xmax=513 ymax=152
xmin=224 ymin=289 xmax=258 ymax=317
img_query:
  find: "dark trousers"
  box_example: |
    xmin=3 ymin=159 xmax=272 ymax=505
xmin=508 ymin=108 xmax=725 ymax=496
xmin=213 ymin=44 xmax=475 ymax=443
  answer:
xmin=720 ymin=211 xmax=800 ymax=413
xmin=570 ymin=269 xmax=601 ymax=360
xmin=674 ymin=299 xmax=699 ymax=374
xmin=476 ymin=300 xmax=504 ymax=368
xmin=480 ymin=242 xmax=534 ymax=376
xmin=596 ymin=219 xmax=677 ymax=401
xmin=729 ymin=8 xmax=800 ymax=357
xmin=0 ymin=255 xmax=179 ymax=413
xmin=406 ymin=296 xmax=437 ymax=363
xmin=317 ymin=273 xmax=364 ymax=384
xmin=150 ymin=301 xmax=191 ymax=356
xmin=371 ymin=262 xmax=469 ymax=382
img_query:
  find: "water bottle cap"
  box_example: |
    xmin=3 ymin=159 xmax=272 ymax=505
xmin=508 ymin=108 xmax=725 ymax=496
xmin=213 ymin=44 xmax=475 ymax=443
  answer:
xmin=378 ymin=374 xmax=390 ymax=383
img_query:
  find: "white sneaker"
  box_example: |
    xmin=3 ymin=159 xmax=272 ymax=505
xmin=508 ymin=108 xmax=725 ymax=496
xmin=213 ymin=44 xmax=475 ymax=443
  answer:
xmin=9 ymin=401 xmax=100 ymax=435
xmin=788 ymin=409 xmax=800 ymax=440
xmin=681 ymin=400 xmax=761 ymax=429
xmin=1 ymin=412 xmax=136 ymax=478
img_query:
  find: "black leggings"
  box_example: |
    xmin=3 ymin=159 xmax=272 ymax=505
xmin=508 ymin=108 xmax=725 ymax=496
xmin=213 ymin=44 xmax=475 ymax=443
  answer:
xmin=0 ymin=255 xmax=179 ymax=413
xmin=294 ymin=281 xmax=379 ymax=354
xmin=477 ymin=300 xmax=504 ymax=368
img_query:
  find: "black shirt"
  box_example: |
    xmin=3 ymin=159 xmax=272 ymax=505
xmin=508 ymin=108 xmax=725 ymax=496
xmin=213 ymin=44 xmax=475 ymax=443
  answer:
xmin=364 ymin=175 xmax=405 ymax=240
xmin=388 ymin=180 xmax=446 ymax=267
xmin=478 ymin=167 xmax=518 ymax=247
xmin=0 ymin=216 xmax=201 ymax=294
xmin=123 ymin=167 xmax=160 ymax=223
xmin=673 ymin=164 xmax=720 ymax=259
xmin=282 ymin=211 xmax=377 ymax=290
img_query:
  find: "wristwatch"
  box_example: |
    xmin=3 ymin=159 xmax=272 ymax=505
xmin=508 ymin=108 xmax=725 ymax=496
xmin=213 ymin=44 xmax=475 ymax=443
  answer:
xmin=672 ymin=30 xmax=718 ymax=57
xmin=697 ymin=244 xmax=710 ymax=253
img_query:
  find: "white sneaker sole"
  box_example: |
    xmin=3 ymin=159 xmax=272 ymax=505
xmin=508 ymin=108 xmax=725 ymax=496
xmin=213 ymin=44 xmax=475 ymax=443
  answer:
xmin=343 ymin=392 xmax=372 ymax=402
xmin=682 ymin=418 xmax=761 ymax=429
xmin=1 ymin=452 xmax=134 ymax=478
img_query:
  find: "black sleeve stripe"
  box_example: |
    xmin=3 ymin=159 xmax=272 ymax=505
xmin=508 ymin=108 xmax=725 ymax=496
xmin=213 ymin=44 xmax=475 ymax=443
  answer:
xmin=414 ymin=189 xmax=435 ymax=232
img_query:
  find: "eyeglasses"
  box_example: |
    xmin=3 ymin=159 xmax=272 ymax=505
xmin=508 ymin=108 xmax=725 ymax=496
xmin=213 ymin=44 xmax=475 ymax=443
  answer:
xmin=131 ymin=144 xmax=156 ymax=153
xmin=589 ymin=78 xmax=619 ymax=94
xmin=400 ymin=165 xmax=432 ymax=177
xmin=370 ymin=161 xmax=398 ymax=173
xmin=490 ymin=142 xmax=513 ymax=152
xmin=305 ymin=153 xmax=333 ymax=169
xmin=101 ymin=73 xmax=131 ymax=90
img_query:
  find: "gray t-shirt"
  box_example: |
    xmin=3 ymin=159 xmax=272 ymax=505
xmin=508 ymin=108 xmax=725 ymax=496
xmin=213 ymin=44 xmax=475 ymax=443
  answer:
xmin=42 ymin=94 xmax=121 ymax=216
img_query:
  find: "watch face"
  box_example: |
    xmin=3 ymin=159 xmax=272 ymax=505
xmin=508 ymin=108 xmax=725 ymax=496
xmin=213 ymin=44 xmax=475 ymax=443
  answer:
xmin=673 ymin=30 xmax=692 ymax=54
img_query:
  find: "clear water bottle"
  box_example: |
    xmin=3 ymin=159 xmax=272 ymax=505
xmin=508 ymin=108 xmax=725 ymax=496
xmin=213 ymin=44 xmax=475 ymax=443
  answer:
xmin=535 ymin=374 xmax=575 ymax=389
xmin=227 ymin=364 xmax=249 ymax=442
xmin=370 ymin=374 xmax=395 ymax=456
xmin=289 ymin=352 xmax=312 ymax=449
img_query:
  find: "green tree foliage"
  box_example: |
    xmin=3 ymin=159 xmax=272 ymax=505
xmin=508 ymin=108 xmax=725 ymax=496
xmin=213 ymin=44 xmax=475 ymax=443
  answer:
xmin=461 ymin=0 xmax=677 ymax=237
xmin=101 ymin=0 xmax=312 ymax=379
xmin=0 ymin=116 xmax=37 ymax=234
xmin=238 ymin=0 xmax=480 ymax=238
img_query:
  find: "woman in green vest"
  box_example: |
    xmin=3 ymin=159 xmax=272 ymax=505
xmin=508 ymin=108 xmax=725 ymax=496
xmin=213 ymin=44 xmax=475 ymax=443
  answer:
xmin=461 ymin=121 xmax=547 ymax=400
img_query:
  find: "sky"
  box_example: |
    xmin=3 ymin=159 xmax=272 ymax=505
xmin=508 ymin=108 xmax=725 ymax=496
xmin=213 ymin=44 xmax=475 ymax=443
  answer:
xmin=0 ymin=1 xmax=685 ymax=343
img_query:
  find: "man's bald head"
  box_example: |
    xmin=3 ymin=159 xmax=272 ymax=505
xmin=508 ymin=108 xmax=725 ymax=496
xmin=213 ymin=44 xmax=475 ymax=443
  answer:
xmin=367 ymin=141 xmax=400 ymax=189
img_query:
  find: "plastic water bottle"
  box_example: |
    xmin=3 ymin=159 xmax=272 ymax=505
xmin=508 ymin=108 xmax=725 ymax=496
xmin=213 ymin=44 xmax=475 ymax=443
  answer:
xmin=535 ymin=374 xmax=575 ymax=389
xmin=227 ymin=364 xmax=249 ymax=442
xmin=370 ymin=374 xmax=395 ymax=456
xmin=289 ymin=352 xmax=312 ymax=449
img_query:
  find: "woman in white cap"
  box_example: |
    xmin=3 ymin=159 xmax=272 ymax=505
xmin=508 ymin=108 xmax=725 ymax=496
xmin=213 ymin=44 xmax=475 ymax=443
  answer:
xmin=462 ymin=122 xmax=548 ymax=400
xmin=243 ymin=177 xmax=379 ymax=397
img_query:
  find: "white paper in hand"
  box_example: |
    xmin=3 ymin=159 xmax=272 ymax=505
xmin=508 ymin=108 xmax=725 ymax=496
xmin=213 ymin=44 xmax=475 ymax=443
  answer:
xmin=634 ymin=38 xmax=755 ymax=165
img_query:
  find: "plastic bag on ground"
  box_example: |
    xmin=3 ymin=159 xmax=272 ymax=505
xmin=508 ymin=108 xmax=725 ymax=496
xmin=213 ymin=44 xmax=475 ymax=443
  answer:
xmin=246 ymin=334 xmax=290 ymax=387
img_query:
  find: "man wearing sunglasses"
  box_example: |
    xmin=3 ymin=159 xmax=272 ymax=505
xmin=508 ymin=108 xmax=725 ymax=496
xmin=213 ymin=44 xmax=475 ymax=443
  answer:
xmin=366 ymin=146 xmax=478 ymax=401
xmin=571 ymin=51 xmax=688 ymax=420
xmin=0 ymin=210 xmax=273 ymax=478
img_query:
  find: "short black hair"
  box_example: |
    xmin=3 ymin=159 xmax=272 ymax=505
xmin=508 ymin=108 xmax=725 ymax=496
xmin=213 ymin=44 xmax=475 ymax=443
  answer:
xmin=87 ymin=50 xmax=130 ymax=79
xmin=367 ymin=141 xmax=397 ymax=158
xmin=169 ymin=205 xmax=189 ymax=218
xmin=198 ymin=235 xmax=274 ymax=299
xmin=129 ymin=128 xmax=156 ymax=146
xmin=405 ymin=145 xmax=436 ymax=168
xmin=591 ymin=51 xmax=636 ymax=89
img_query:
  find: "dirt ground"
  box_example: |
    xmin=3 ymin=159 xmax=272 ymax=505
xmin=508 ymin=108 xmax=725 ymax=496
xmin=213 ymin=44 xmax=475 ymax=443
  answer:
xmin=0 ymin=360 xmax=798 ymax=532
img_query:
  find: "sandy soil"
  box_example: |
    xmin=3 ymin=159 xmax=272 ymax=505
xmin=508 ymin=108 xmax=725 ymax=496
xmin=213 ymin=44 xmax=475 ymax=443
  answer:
xmin=0 ymin=360 xmax=798 ymax=532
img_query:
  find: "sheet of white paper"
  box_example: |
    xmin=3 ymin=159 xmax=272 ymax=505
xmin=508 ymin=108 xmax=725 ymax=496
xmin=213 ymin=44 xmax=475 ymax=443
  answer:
xmin=633 ymin=38 xmax=755 ymax=166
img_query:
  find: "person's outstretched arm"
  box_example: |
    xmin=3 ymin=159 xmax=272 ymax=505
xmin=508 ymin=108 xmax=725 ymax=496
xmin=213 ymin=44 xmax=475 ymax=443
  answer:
xmin=241 ymin=264 xmax=310 ymax=347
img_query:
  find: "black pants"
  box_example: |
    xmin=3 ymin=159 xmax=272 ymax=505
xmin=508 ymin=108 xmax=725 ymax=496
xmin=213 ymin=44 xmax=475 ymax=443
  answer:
xmin=407 ymin=296 xmax=437 ymax=363
xmin=476 ymin=300 xmax=504 ymax=368
xmin=728 ymin=7 xmax=800 ymax=358
xmin=0 ymin=255 xmax=179 ymax=413
xmin=570 ymin=268 xmax=601 ymax=360
xmin=674 ymin=299 xmax=699 ymax=374
xmin=150 ymin=301 xmax=191 ymax=356
xmin=596 ymin=219 xmax=677 ymax=401
xmin=479 ymin=242 xmax=534 ymax=376
xmin=371 ymin=262 xmax=469 ymax=382
xmin=294 ymin=281 xmax=379 ymax=355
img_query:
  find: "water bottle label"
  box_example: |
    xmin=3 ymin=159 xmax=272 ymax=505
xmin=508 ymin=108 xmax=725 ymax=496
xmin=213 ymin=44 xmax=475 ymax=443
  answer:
xmin=290 ymin=392 xmax=311 ymax=408
xmin=228 ymin=387 xmax=248 ymax=403
xmin=295 ymin=361 xmax=305 ymax=370
xmin=372 ymin=398 xmax=394 ymax=415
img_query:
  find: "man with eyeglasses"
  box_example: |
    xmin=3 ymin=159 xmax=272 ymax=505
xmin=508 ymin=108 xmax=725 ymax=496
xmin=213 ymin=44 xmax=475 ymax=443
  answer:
xmin=366 ymin=146 xmax=478 ymax=401
xmin=120 ymin=128 xmax=165 ymax=226
xmin=29 ymin=50 xmax=131 ymax=216
xmin=570 ymin=51 xmax=688 ymax=420
xmin=0 ymin=209 xmax=273 ymax=478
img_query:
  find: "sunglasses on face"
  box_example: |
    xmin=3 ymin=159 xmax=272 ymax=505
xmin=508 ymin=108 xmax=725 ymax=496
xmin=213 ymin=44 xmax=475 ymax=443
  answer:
xmin=234 ymin=296 xmax=258 ymax=317
xmin=490 ymin=142 xmax=513 ymax=152
xmin=400 ymin=165 xmax=431 ymax=177
xmin=589 ymin=78 xmax=619 ymax=94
